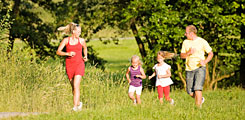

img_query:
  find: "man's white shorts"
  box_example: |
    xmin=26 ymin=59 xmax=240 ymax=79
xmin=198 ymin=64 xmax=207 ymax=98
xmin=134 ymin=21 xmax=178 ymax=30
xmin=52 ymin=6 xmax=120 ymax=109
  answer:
xmin=128 ymin=85 xmax=142 ymax=95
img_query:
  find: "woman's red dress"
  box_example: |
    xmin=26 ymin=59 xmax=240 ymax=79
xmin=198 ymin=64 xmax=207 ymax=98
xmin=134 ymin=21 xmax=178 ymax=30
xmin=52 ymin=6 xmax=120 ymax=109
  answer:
xmin=65 ymin=37 xmax=85 ymax=79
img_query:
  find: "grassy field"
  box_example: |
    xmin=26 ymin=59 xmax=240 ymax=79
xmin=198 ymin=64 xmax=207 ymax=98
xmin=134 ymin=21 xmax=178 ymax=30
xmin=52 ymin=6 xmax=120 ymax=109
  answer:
xmin=87 ymin=39 xmax=140 ymax=72
xmin=0 ymin=40 xmax=244 ymax=120
xmin=9 ymin=88 xmax=244 ymax=120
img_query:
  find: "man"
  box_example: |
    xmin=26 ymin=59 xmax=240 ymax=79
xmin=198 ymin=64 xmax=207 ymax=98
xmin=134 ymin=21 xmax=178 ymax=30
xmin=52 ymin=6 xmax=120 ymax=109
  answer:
xmin=180 ymin=25 xmax=213 ymax=107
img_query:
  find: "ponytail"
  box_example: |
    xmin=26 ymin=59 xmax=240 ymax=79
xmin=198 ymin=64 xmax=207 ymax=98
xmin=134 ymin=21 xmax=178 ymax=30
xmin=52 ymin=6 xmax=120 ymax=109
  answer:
xmin=57 ymin=22 xmax=79 ymax=35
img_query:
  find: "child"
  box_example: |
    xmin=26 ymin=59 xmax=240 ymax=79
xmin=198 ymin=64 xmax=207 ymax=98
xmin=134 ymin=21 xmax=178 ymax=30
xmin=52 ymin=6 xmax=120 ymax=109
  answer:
xmin=126 ymin=55 xmax=146 ymax=104
xmin=149 ymin=51 xmax=175 ymax=104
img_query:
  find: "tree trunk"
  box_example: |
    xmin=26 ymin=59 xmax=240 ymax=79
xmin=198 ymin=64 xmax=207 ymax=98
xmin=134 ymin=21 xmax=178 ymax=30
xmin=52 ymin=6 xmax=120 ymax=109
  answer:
xmin=214 ymin=81 xmax=218 ymax=90
xmin=208 ymin=55 xmax=236 ymax=90
xmin=210 ymin=72 xmax=235 ymax=90
xmin=7 ymin=0 xmax=21 ymax=53
xmin=204 ymin=64 xmax=210 ymax=89
xmin=240 ymin=24 xmax=245 ymax=88
xmin=139 ymin=21 xmax=153 ymax=50
xmin=130 ymin=19 xmax=146 ymax=59
xmin=207 ymin=55 xmax=217 ymax=90
xmin=236 ymin=0 xmax=245 ymax=89
xmin=174 ymin=48 xmax=186 ymax=89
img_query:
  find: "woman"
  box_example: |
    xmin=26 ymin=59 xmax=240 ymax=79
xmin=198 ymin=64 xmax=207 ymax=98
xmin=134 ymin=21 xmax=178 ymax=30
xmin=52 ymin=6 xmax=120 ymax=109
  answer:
xmin=56 ymin=22 xmax=88 ymax=111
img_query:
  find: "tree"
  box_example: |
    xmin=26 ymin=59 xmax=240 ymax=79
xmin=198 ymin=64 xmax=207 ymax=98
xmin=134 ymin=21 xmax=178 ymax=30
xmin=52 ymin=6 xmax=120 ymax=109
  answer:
xmin=6 ymin=0 xmax=56 ymax=58
xmin=102 ymin=0 xmax=245 ymax=89
xmin=0 ymin=0 xmax=12 ymax=43
xmin=1 ymin=0 xmax=107 ymax=68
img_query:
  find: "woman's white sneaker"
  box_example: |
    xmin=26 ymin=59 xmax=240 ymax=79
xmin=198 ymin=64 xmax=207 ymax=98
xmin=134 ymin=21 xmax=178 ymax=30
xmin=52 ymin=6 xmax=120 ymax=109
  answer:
xmin=78 ymin=102 xmax=83 ymax=110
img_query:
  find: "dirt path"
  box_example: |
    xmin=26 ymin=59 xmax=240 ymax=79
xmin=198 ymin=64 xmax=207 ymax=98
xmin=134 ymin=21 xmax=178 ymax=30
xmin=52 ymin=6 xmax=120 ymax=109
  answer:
xmin=0 ymin=112 xmax=46 ymax=119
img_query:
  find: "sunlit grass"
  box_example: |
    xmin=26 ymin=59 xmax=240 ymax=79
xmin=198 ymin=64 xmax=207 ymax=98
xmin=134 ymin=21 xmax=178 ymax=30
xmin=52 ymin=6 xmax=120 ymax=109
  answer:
xmin=0 ymin=42 xmax=244 ymax=120
xmin=87 ymin=39 xmax=140 ymax=72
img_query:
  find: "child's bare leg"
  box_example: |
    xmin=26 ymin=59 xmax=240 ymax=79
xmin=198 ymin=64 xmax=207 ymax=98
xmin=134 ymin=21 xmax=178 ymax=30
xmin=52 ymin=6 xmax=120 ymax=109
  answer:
xmin=164 ymin=96 xmax=171 ymax=102
xmin=128 ymin=92 xmax=135 ymax=103
xmin=159 ymin=98 xmax=163 ymax=104
xmin=136 ymin=94 xmax=141 ymax=104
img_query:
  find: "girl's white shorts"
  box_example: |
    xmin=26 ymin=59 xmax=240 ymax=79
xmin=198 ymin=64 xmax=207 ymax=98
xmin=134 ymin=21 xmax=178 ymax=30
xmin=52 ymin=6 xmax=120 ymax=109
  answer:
xmin=128 ymin=85 xmax=142 ymax=95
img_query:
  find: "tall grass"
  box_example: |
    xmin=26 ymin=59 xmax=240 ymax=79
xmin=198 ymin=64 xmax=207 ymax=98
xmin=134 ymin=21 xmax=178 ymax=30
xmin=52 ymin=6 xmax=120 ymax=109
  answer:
xmin=0 ymin=46 xmax=245 ymax=120
xmin=0 ymin=47 xmax=129 ymax=112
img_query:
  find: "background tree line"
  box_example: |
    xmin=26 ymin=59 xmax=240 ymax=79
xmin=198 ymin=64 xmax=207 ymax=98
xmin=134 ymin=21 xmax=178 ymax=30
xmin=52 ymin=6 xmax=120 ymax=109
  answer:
xmin=0 ymin=0 xmax=244 ymax=90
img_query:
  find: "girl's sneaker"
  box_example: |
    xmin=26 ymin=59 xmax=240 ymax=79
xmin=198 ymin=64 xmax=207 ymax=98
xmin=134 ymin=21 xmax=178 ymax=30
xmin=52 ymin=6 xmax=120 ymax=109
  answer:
xmin=78 ymin=102 xmax=83 ymax=110
xmin=72 ymin=107 xmax=78 ymax=112
xmin=170 ymin=99 xmax=174 ymax=105
xmin=133 ymin=99 xmax=137 ymax=105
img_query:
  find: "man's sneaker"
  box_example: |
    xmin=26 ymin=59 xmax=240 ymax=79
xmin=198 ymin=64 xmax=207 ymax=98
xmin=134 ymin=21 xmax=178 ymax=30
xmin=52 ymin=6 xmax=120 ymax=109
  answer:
xmin=78 ymin=102 xmax=83 ymax=110
xmin=72 ymin=107 xmax=78 ymax=112
xmin=170 ymin=99 xmax=174 ymax=105
xmin=202 ymin=97 xmax=205 ymax=104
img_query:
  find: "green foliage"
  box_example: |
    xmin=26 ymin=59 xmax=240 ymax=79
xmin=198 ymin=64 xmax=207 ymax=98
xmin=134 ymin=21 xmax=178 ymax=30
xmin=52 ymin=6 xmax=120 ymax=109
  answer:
xmin=5 ymin=0 xmax=58 ymax=58
xmin=1 ymin=0 xmax=244 ymax=88
xmin=0 ymin=0 xmax=107 ymax=70
xmin=0 ymin=0 xmax=13 ymax=41
xmin=103 ymin=0 xmax=244 ymax=88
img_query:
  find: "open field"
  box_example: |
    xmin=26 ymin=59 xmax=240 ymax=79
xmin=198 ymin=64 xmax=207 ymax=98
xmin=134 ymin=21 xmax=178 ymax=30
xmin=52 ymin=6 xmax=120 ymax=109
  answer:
xmin=0 ymin=45 xmax=245 ymax=120
xmin=87 ymin=38 xmax=140 ymax=72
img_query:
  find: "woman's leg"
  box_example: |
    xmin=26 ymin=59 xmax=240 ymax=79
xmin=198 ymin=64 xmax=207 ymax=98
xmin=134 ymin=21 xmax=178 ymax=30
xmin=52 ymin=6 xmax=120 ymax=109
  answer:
xmin=72 ymin=75 xmax=82 ymax=107
xmin=69 ymin=79 xmax=75 ymax=95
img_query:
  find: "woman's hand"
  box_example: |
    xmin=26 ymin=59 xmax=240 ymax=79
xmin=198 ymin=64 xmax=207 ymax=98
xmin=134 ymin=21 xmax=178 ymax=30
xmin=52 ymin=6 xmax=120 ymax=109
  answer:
xmin=67 ymin=52 xmax=76 ymax=57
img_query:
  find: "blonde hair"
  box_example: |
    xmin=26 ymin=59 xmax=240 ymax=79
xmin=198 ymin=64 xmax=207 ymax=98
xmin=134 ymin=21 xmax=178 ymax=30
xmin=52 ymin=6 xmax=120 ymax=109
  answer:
xmin=131 ymin=55 xmax=142 ymax=66
xmin=157 ymin=51 xmax=175 ymax=59
xmin=187 ymin=25 xmax=197 ymax=34
xmin=57 ymin=22 xmax=80 ymax=34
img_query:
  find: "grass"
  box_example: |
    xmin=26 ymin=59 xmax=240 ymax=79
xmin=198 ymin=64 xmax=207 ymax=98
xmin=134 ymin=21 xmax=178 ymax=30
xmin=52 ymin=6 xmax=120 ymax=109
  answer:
xmin=0 ymin=41 xmax=244 ymax=120
xmin=87 ymin=39 xmax=140 ymax=72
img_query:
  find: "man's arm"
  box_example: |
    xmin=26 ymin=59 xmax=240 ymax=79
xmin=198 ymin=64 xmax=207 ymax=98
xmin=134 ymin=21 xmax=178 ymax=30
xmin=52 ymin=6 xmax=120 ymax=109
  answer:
xmin=200 ymin=51 xmax=213 ymax=66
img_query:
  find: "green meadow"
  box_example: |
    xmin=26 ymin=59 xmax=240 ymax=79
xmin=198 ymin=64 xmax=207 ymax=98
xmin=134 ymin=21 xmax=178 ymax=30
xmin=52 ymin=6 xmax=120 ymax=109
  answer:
xmin=87 ymin=38 xmax=140 ymax=72
xmin=0 ymin=40 xmax=244 ymax=120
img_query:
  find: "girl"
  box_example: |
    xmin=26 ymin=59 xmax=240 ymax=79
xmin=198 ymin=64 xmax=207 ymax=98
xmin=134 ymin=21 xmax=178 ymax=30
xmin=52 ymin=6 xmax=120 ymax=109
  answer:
xmin=56 ymin=22 xmax=88 ymax=111
xmin=126 ymin=55 xmax=146 ymax=104
xmin=149 ymin=51 xmax=174 ymax=104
